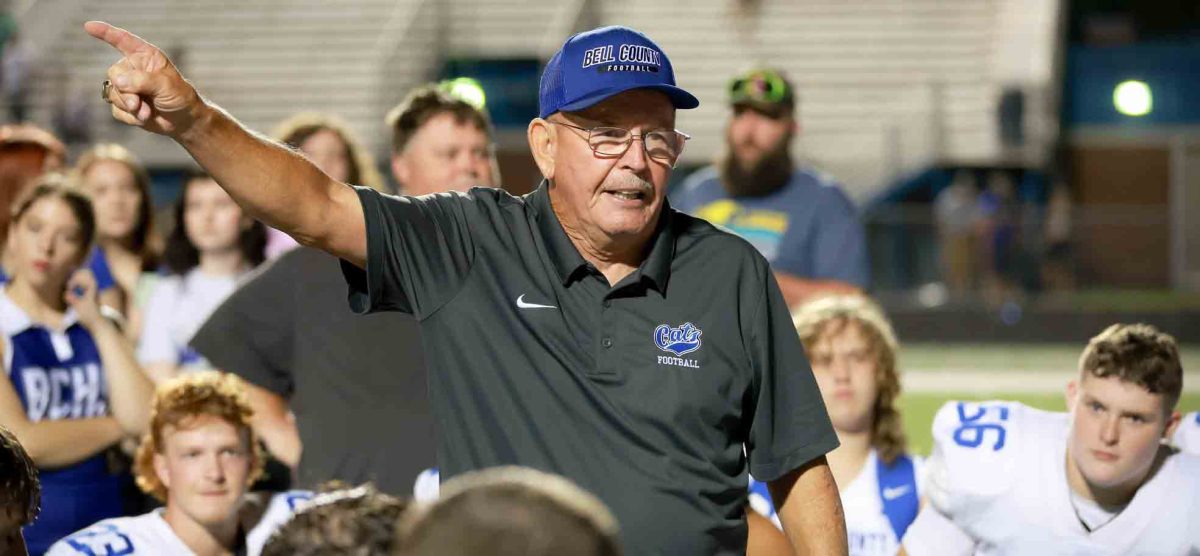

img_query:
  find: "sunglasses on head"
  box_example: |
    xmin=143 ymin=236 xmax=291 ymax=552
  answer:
xmin=728 ymin=70 xmax=789 ymax=105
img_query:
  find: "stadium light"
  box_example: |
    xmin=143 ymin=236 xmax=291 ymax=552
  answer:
xmin=1113 ymin=80 xmax=1152 ymax=117
xmin=440 ymin=77 xmax=487 ymax=109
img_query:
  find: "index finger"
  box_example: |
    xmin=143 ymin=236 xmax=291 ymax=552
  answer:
xmin=84 ymin=21 xmax=156 ymax=57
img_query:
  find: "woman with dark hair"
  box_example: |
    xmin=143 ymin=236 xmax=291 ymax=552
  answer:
xmin=74 ymin=144 xmax=161 ymax=338
xmin=265 ymin=112 xmax=383 ymax=258
xmin=137 ymin=171 xmax=265 ymax=383
xmin=0 ymin=175 xmax=152 ymax=554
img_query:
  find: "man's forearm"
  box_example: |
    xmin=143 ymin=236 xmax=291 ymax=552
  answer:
xmin=90 ymin=21 xmax=368 ymax=266
xmin=244 ymin=384 xmax=302 ymax=467
xmin=177 ymin=102 xmax=351 ymax=252
xmin=773 ymin=271 xmax=861 ymax=308
xmin=769 ymin=457 xmax=849 ymax=555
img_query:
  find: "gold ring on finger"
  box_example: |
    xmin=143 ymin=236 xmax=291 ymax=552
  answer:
xmin=101 ymin=79 xmax=113 ymax=103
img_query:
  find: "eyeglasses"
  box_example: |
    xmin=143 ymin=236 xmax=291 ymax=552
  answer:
xmin=548 ymin=120 xmax=690 ymax=164
xmin=728 ymin=70 xmax=790 ymax=105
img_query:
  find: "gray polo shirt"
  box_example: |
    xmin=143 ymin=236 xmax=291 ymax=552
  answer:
xmin=341 ymin=182 xmax=837 ymax=554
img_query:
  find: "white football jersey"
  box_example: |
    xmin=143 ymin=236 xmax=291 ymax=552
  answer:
xmin=1174 ymin=411 xmax=1200 ymax=455
xmin=748 ymin=449 xmax=925 ymax=556
xmin=903 ymin=401 xmax=1200 ymax=555
xmin=840 ymin=449 xmax=926 ymax=556
xmin=47 ymin=490 xmax=314 ymax=556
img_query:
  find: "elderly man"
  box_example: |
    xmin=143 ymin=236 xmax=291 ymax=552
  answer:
xmin=88 ymin=22 xmax=846 ymax=554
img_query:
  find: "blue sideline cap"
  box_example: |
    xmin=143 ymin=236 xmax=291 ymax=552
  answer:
xmin=539 ymin=26 xmax=700 ymax=119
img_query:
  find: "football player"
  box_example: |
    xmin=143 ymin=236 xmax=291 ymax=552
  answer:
xmin=902 ymin=323 xmax=1200 ymax=554
xmin=48 ymin=372 xmax=311 ymax=556
xmin=750 ymin=295 xmax=922 ymax=556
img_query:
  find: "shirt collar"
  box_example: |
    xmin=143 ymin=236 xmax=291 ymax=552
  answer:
xmin=0 ymin=285 xmax=81 ymax=336
xmin=527 ymin=180 xmax=675 ymax=293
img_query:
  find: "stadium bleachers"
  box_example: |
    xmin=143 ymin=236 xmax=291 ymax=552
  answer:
xmin=27 ymin=0 xmax=429 ymax=163
xmin=604 ymin=0 xmax=1024 ymax=198
xmin=19 ymin=0 xmax=1058 ymax=197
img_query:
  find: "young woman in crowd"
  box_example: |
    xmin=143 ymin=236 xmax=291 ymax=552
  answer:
xmin=74 ymin=144 xmax=161 ymax=337
xmin=0 ymin=175 xmax=153 ymax=554
xmin=137 ymin=171 xmax=265 ymax=382
xmin=265 ymin=112 xmax=384 ymax=258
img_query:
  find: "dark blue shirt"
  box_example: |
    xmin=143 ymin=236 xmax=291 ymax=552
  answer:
xmin=672 ymin=166 xmax=870 ymax=288
xmin=0 ymin=288 xmax=127 ymax=555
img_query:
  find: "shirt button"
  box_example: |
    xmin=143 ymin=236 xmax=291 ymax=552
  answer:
xmin=601 ymin=337 xmax=613 ymax=348
xmin=602 ymin=299 xmax=612 ymax=308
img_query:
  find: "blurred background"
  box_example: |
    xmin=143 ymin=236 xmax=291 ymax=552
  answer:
xmin=1 ymin=0 xmax=1195 ymax=450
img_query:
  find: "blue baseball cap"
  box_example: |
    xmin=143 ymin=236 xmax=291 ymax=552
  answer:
xmin=538 ymin=26 xmax=700 ymax=119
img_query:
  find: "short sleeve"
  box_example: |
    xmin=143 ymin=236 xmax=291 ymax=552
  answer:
xmin=744 ymin=265 xmax=839 ymax=481
xmin=901 ymin=504 xmax=977 ymax=556
xmin=191 ymin=253 xmax=297 ymax=396
xmin=339 ymin=187 xmax=475 ymax=319
xmin=137 ymin=279 xmax=178 ymax=365
xmin=923 ymin=400 xmax=1026 ymax=528
xmin=88 ymin=246 xmax=117 ymax=292
xmin=808 ymin=189 xmax=869 ymax=288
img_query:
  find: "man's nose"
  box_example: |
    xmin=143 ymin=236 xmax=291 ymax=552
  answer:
xmin=1099 ymin=415 xmax=1120 ymax=445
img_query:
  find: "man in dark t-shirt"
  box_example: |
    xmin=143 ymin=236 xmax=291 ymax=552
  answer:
xmin=191 ymin=86 xmax=496 ymax=495
xmin=191 ymin=247 xmax=435 ymax=494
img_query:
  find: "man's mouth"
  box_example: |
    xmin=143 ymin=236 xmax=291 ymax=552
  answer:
xmin=605 ymin=190 xmax=647 ymax=202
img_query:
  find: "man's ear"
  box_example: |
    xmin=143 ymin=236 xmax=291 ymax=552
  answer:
xmin=390 ymin=153 xmax=410 ymax=191
xmin=1163 ymin=410 xmax=1182 ymax=441
xmin=1065 ymin=379 xmax=1078 ymax=413
xmin=528 ymin=118 xmax=556 ymax=180
xmin=154 ymin=452 xmax=171 ymax=490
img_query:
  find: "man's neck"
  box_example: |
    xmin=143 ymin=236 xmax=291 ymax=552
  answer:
xmin=164 ymin=503 xmax=241 ymax=556
xmin=1065 ymin=447 xmax=1164 ymax=509
xmin=550 ymin=198 xmax=654 ymax=287
xmin=826 ymin=427 xmax=872 ymax=489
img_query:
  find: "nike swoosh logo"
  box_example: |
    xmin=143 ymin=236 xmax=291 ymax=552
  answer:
xmin=881 ymin=485 xmax=912 ymax=501
xmin=516 ymin=294 xmax=557 ymax=310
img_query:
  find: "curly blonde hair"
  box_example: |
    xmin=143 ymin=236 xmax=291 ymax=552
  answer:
xmin=792 ymin=295 xmax=908 ymax=464
xmin=134 ymin=372 xmax=264 ymax=502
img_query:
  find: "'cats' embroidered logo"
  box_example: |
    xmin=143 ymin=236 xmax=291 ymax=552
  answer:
xmin=653 ymin=322 xmax=702 ymax=356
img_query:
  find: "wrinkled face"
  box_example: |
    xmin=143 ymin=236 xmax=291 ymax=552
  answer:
xmin=299 ymin=128 xmax=352 ymax=184
xmin=155 ymin=416 xmax=252 ymax=527
xmin=547 ymin=89 xmax=676 ymax=243
xmin=0 ymin=508 xmax=28 ymax=556
xmin=726 ymin=106 xmax=793 ymax=169
xmin=807 ymin=321 xmax=879 ymax=434
xmin=1067 ymin=373 xmax=1175 ymax=490
xmin=183 ymin=178 xmax=245 ymax=255
xmin=83 ymin=160 xmax=143 ymax=243
xmin=393 ymin=112 xmax=494 ymax=196
xmin=7 ymin=197 xmax=88 ymax=291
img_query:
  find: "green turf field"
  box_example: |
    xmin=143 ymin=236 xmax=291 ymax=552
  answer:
xmin=899 ymin=392 xmax=1200 ymax=456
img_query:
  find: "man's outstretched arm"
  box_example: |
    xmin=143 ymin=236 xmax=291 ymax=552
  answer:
xmin=85 ymin=21 xmax=367 ymax=267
